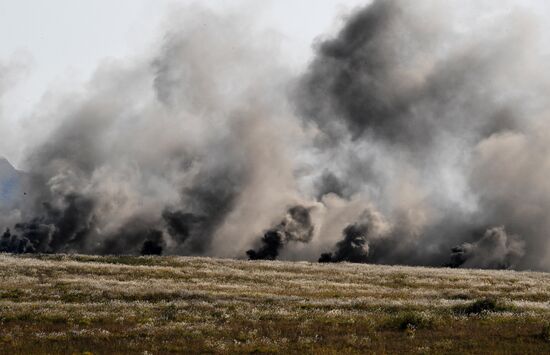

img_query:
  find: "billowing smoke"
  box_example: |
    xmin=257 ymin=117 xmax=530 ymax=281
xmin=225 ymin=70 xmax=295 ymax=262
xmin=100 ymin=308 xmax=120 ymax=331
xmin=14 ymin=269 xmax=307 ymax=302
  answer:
xmin=449 ymin=227 xmax=525 ymax=269
xmin=319 ymin=223 xmax=370 ymax=263
xmin=297 ymin=0 xmax=550 ymax=270
xmin=0 ymin=229 xmax=30 ymax=253
xmin=0 ymin=191 xmax=95 ymax=254
xmin=2 ymin=1 xmax=550 ymax=271
xmin=319 ymin=207 xmax=389 ymax=263
xmin=247 ymin=206 xmax=314 ymax=260
xmin=1 ymin=6 xmax=299 ymax=256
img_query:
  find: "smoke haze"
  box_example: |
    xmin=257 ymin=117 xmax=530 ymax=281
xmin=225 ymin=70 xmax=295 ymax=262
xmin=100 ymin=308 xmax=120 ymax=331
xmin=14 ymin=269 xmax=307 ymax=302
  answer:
xmin=2 ymin=1 xmax=550 ymax=271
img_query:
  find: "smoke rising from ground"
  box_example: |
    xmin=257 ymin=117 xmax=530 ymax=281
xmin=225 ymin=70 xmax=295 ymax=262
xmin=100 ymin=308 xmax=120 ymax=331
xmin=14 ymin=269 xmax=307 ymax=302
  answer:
xmin=1 ymin=6 xmax=298 ymax=256
xmin=297 ymin=0 xmax=550 ymax=270
xmin=449 ymin=226 xmax=525 ymax=269
xmin=247 ymin=205 xmax=314 ymax=260
xmin=319 ymin=207 xmax=389 ymax=263
xmin=2 ymin=1 xmax=550 ymax=270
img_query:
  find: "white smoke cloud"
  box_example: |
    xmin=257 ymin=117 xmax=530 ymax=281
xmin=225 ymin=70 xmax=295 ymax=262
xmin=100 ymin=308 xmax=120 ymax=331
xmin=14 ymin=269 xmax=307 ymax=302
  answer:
xmin=2 ymin=1 xmax=550 ymax=271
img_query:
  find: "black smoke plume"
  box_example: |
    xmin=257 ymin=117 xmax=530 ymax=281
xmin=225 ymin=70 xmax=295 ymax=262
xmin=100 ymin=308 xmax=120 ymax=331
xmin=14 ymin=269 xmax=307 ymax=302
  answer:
xmin=448 ymin=227 xmax=525 ymax=269
xmin=0 ymin=229 xmax=33 ymax=254
xmin=0 ymin=6 xmax=292 ymax=257
xmin=319 ymin=223 xmax=370 ymax=263
xmin=299 ymin=0 xmax=550 ymax=270
xmin=0 ymin=194 xmax=95 ymax=254
xmin=247 ymin=206 xmax=314 ymax=260
xmin=318 ymin=208 xmax=389 ymax=263
xmin=247 ymin=231 xmax=284 ymax=261
xmin=140 ymin=229 xmax=165 ymax=256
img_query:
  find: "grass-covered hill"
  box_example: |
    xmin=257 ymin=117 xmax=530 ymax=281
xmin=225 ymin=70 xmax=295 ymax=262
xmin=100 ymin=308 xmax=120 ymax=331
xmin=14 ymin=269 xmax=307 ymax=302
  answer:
xmin=0 ymin=254 xmax=549 ymax=354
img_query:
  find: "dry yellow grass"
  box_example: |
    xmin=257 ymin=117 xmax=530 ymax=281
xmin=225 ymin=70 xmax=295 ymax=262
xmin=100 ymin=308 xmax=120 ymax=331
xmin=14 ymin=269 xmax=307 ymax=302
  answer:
xmin=0 ymin=254 xmax=549 ymax=354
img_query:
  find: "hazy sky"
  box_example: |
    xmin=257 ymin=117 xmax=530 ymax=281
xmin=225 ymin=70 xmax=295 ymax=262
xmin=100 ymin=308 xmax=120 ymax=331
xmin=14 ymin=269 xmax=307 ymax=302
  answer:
xmin=0 ymin=0 xmax=368 ymax=164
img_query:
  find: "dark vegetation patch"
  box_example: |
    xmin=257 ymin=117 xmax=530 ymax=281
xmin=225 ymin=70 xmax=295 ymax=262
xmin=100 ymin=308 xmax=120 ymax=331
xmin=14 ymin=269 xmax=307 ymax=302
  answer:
xmin=453 ymin=298 xmax=512 ymax=316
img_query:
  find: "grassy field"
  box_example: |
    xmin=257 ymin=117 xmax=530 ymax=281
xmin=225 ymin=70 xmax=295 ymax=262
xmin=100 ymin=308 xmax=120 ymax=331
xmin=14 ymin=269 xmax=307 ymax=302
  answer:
xmin=0 ymin=254 xmax=549 ymax=354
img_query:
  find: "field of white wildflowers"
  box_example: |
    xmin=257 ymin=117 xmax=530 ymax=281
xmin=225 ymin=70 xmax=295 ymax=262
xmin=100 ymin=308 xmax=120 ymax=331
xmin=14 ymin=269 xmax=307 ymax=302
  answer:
xmin=0 ymin=254 xmax=549 ymax=354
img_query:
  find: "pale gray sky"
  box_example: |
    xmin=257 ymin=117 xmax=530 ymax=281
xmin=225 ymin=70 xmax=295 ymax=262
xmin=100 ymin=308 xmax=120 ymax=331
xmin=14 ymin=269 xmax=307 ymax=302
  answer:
xmin=0 ymin=0 xmax=368 ymax=164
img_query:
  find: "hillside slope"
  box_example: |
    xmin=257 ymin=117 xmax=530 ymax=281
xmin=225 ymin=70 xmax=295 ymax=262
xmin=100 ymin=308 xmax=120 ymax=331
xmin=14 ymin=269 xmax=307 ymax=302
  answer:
xmin=0 ymin=254 xmax=549 ymax=354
